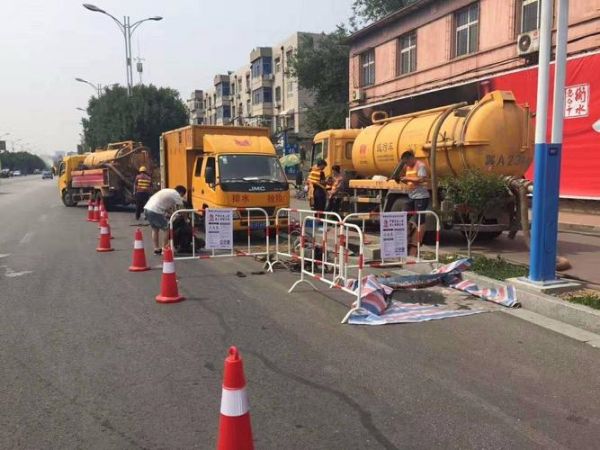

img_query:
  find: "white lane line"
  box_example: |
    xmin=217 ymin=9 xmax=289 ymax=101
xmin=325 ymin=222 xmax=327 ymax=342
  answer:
xmin=19 ymin=232 xmax=35 ymax=245
xmin=0 ymin=254 xmax=10 ymax=259
xmin=0 ymin=265 xmax=33 ymax=278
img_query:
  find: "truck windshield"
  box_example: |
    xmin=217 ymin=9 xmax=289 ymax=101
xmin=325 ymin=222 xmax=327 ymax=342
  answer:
xmin=218 ymin=155 xmax=287 ymax=183
xmin=311 ymin=140 xmax=328 ymax=166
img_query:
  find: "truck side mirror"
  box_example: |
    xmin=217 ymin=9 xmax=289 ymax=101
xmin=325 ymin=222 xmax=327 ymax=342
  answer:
xmin=205 ymin=166 xmax=215 ymax=185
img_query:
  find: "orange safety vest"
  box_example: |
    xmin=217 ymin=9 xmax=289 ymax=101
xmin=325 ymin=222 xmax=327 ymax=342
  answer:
xmin=134 ymin=173 xmax=152 ymax=193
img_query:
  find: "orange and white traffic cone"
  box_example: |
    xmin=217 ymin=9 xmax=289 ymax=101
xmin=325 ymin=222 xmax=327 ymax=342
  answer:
xmin=96 ymin=217 xmax=114 ymax=252
xmin=129 ymin=228 xmax=150 ymax=272
xmin=155 ymin=246 xmax=184 ymax=303
xmin=92 ymin=200 xmax=100 ymax=222
xmin=86 ymin=199 xmax=95 ymax=222
xmin=217 ymin=346 xmax=254 ymax=450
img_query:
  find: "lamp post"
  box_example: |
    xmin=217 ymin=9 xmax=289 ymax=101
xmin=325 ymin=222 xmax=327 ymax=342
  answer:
xmin=75 ymin=78 xmax=102 ymax=97
xmin=82 ymin=3 xmax=162 ymax=96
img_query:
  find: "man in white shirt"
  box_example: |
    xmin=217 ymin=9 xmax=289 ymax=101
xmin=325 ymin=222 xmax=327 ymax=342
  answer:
xmin=144 ymin=185 xmax=186 ymax=255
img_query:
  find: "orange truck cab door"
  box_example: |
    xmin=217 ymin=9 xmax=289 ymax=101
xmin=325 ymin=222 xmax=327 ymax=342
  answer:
xmin=191 ymin=155 xmax=217 ymax=209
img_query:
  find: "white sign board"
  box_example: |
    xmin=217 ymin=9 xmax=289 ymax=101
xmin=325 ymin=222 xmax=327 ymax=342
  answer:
xmin=565 ymin=84 xmax=590 ymax=119
xmin=205 ymin=209 xmax=233 ymax=250
xmin=380 ymin=212 xmax=408 ymax=259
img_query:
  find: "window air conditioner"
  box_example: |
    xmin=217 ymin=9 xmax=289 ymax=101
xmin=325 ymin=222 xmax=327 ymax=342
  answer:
xmin=352 ymin=88 xmax=365 ymax=102
xmin=517 ymin=30 xmax=540 ymax=56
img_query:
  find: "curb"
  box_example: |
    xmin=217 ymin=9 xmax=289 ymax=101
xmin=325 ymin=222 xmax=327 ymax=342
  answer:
xmin=461 ymin=271 xmax=600 ymax=335
xmin=558 ymin=222 xmax=600 ymax=236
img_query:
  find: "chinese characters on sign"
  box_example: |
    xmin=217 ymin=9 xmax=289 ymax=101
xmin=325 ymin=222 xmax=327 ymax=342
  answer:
xmin=205 ymin=209 xmax=233 ymax=250
xmin=565 ymin=84 xmax=590 ymax=119
xmin=380 ymin=212 xmax=408 ymax=259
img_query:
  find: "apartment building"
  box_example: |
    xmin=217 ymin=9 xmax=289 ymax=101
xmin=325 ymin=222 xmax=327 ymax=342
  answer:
xmin=187 ymin=90 xmax=204 ymax=125
xmin=188 ymin=32 xmax=320 ymax=149
xmin=348 ymin=0 xmax=600 ymax=198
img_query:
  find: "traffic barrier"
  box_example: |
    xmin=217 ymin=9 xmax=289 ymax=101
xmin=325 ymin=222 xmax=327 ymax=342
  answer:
xmin=86 ymin=199 xmax=95 ymax=222
xmin=168 ymin=208 xmax=270 ymax=263
xmin=288 ymin=216 xmax=365 ymax=323
xmin=155 ymin=246 xmax=185 ymax=303
xmin=129 ymin=228 xmax=150 ymax=272
xmin=217 ymin=346 xmax=254 ymax=450
xmin=342 ymin=210 xmax=440 ymax=268
xmin=96 ymin=217 xmax=113 ymax=252
xmin=265 ymin=208 xmax=342 ymax=272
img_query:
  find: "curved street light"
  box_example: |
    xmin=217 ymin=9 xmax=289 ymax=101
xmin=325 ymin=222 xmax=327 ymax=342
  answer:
xmin=75 ymin=77 xmax=102 ymax=97
xmin=82 ymin=3 xmax=163 ymax=95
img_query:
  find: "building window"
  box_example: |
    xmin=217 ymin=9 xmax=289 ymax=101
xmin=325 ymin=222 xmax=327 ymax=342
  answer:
xmin=287 ymin=80 xmax=294 ymax=97
xmin=275 ymin=57 xmax=281 ymax=73
xmin=398 ymin=31 xmax=417 ymax=75
xmin=252 ymin=87 xmax=273 ymax=104
xmin=275 ymin=86 xmax=281 ymax=103
xmin=216 ymin=106 xmax=231 ymax=120
xmin=455 ymin=3 xmax=479 ymax=57
xmin=285 ymin=50 xmax=293 ymax=73
xmin=360 ymin=49 xmax=375 ymax=86
xmin=521 ymin=0 xmax=540 ymax=33
xmin=251 ymin=57 xmax=272 ymax=78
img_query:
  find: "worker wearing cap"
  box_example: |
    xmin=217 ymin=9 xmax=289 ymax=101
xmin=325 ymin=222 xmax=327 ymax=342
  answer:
xmin=307 ymin=159 xmax=327 ymax=212
xmin=133 ymin=166 xmax=152 ymax=221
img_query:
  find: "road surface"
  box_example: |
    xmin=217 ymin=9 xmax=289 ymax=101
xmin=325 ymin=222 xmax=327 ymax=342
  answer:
xmin=2 ymin=176 xmax=600 ymax=449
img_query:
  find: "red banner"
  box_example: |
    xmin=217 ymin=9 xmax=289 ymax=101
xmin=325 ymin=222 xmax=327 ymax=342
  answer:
xmin=488 ymin=52 xmax=600 ymax=198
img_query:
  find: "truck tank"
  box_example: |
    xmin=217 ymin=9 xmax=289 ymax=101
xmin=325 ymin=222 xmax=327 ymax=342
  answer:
xmin=351 ymin=90 xmax=533 ymax=179
xmin=83 ymin=141 xmax=151 ymax=177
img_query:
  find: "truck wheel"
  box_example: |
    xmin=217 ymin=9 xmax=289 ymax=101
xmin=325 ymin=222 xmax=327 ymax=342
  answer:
xmin=62 ymin=189 xmax=77 ymax=207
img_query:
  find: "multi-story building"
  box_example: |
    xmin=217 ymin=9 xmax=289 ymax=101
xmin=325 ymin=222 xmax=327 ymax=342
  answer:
xmin=187 ymin=90 xmax=204 ymax=125
xmin=188 ymin=32 xmax=321 ymax=150
xmin=348 ymin=0 xmax=600 ymax=198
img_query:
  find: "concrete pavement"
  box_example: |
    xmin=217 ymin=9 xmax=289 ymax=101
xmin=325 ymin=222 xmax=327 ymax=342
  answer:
xmin=2 ymin=177 xmax=600 ymax=449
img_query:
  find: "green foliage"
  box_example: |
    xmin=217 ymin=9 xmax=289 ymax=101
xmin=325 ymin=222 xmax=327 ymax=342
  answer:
xmin=442 ymin=170 xmax=510 ymax=255
xmin=0 ymin=151 xmax=47 ymax=173
xmin=563 ymin=291 xmax=600 ymax=310
xmin=82 ymin=84 xmax=188 ymax=161
xmin=289 ymin=27 xmax=350 ymax=132
xmin=440 ymin=254 xmax=528 ymax=280
xmin=350 ymin=0 xmax=418 ymax=27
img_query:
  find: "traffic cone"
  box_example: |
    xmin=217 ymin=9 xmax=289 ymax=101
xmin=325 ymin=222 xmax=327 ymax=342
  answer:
xmin=92 ymin=201 xmax=100 ymax=222
xmin=217 ymin=346 xmax=254 ymax=450
xmin=96 ymin=217 xmax=114 ymax=252
xmin=129 ymin=228 xmax=150 ymax=272
xmin=86 ymin=199 xmax=95 ymax=222
xmin=155 ymin=246 xmax=184 ymax=303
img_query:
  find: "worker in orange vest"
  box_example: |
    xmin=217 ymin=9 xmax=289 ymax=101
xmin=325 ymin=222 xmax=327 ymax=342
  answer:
xmin=133 ymin=166 xmax=152 ymax=220
xmin=399 ymin=150 xmax=429 ymax=256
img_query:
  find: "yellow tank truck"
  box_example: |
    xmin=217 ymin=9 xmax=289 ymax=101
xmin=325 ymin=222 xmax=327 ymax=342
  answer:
xmin=160 ymin=125 xmax=290 ymax=231
xmin=58 ymin=141 xmax=152 ymax=208
xmin=310 ymin=90 xmax=534 ymax=238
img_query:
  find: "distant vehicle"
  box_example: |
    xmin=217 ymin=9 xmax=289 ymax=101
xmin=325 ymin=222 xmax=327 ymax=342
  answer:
xmin=0 ymin=169 xmax=10 ymax=178
xmin=42 ymin=170 xmax=53 ymax=179
xmin=33 ymin=169 xmax=41 ymax=175
xmin=12 ymin=170 xmax=22 ymax=176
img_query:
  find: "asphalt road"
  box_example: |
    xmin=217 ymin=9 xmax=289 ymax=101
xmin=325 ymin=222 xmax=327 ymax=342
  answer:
xmin=2 ymin=176 xmax=600 ymax=449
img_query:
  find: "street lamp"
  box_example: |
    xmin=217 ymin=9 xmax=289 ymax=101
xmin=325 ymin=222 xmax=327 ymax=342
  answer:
xmin=76 ymin=107 xmax=87 ymax=112
xmin=82 ymin=3 xmax=163 ymax=96
xmin=75 ymin=77 xmax=102 ymax=97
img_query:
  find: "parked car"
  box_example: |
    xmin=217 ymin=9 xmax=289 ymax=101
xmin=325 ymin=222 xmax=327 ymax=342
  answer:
xmin=12 ymin=170 xmax=22 ymax=176
xmin=42 ymin=170 xmax=53 ymax=179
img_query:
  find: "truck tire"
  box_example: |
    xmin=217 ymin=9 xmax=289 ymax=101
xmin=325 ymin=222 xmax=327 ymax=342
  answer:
xmin=62 ymin=189 xmax=77 ymax=207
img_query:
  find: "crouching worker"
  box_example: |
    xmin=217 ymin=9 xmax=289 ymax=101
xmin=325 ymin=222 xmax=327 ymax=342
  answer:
xmin=143 ymin=185 xmax=186 ymax=255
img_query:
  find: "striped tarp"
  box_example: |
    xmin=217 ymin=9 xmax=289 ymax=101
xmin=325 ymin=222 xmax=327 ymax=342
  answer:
xmin=348 ymin=302 xmax=485 ymax=326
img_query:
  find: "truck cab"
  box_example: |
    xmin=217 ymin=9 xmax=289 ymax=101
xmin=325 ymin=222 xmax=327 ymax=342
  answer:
xmin=58 ymin=154 xmax=87 ymax=206
xmin=311 ymin=129 xmax=360 ymax=177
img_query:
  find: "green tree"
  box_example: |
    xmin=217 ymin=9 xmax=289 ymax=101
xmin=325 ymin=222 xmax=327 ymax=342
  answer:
xmin=82 ymin=84 xmax=188 ymax=161
xmin=0 ymin=151 xmax=47 ymax=174
xmin=289 ymin=26 xmax=350 ymax=132
xmin=351 ymin=0 xmax=418 ymax=27
xmin=442 ymin=171 xmax=510 ymax=256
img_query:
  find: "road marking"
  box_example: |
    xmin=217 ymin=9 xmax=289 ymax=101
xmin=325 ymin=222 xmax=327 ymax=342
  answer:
xmin=502 ymin=309 xmax=600 ymax=349
xmin=0 ymin=265 xmax=33 ymax=278
xmin=0 ymin=254 xmax=10 ymax=259
xmin=19 ymin=232 xmax=35 ymax=245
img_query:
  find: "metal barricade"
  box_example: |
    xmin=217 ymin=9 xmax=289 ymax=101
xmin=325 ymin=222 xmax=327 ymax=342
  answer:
xmin=168 ymin=207 xmax=270 ymax=262
xmin=288 ymin=216 xmax=365 ymax=323
xmin=342 ymin=210 xmax=440 ymax=268
xmin=265 ymin=208 xmax=342 ymax=272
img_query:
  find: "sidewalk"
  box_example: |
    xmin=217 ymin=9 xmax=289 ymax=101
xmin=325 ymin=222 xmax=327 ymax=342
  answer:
xmin=559 ymin=210 xmax=600 ymax=235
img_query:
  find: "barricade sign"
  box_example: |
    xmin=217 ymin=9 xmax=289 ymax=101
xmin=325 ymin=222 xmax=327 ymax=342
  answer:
xmin=343 ymin=210 xmax=440 ymax=267
xmin=168 ymin=207 xmax=270 ymax=262
xmin=205 ymin=208 xmax=233 ymax=250
xmin=288 ymin=215 xmax=365 ymax=323
xmin=266 ymin=208 xmax=342 ymax=272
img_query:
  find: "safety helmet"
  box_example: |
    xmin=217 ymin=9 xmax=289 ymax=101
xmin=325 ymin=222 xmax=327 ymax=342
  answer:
xmin=139 ymin=166 xmax=147 ymax=173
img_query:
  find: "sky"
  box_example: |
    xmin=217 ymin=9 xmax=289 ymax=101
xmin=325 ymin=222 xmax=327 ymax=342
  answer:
xmin=0 ymin=0 xmax=353 ymax=157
